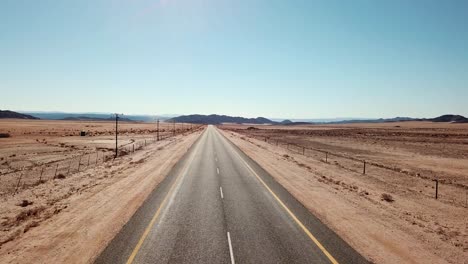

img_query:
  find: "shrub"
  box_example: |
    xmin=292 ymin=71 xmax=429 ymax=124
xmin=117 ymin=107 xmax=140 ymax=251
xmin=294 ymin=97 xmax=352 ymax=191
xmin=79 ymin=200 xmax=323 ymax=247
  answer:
xmin=381 ymin=193 xmax=395 ymax=202
xmin=0 ymin=133 xmax=11 ymax=138
xmin=18 ymin=200 xmax=33 ymax=207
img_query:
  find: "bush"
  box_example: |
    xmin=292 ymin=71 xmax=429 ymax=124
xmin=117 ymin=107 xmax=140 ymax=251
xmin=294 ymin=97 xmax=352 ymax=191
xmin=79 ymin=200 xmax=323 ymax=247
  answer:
xmin=18 ymin=200 xmax=33 ymax=207
xmin=0 ymin=133 xmax=11 ymax=138
xmin=381 ymin=193 xmax=395 ymax=202
xmin=55 ymin=174 xmax=66 ymax=179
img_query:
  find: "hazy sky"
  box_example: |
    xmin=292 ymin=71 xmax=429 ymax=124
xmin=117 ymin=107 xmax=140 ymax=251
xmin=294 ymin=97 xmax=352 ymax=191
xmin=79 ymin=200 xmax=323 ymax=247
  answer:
xmin=1 ymin=0 xmax=467 ymax=118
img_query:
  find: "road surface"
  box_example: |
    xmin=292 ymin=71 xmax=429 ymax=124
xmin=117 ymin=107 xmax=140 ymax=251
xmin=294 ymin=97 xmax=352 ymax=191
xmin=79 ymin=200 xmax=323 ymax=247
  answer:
xmin=95 ymin=126 xmax=368 ymax=264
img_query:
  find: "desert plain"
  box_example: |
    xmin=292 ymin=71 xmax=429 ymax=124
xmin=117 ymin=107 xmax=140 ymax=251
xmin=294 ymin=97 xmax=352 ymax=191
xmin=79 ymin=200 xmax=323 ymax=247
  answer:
xmin=0 ymin=119 xmax=466 ymax=264
xmin=0 ymin=119 xmax=202 ymax=263
xmin=220 ymin=121 xmax=468 ymax=264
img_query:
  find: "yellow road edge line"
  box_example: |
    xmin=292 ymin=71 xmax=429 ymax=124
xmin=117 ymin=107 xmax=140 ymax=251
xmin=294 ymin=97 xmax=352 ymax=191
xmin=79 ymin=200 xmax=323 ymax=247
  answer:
xmin=223 ymin=132 xmax=339 ymax=264
xmin=239 ymin=156 xmax=339 ymax=264
xmin=126 ymin=135 xmax=202 ymax=264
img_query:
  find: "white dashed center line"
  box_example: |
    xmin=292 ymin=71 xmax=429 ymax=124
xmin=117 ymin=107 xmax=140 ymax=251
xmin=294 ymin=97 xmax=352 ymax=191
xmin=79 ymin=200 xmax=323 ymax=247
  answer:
xmin=227 ymin=232 xmax=235 ymax=264
xmin=220 ymin=186 xmax=224 ymax=199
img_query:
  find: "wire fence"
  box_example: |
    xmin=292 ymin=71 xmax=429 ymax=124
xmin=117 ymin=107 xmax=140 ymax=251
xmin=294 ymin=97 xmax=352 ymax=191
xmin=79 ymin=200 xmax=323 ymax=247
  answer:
xmin=223 ymin=128 xmax=468 ymax=208
xmin=0 ymin=125 xmax=204 ymax=196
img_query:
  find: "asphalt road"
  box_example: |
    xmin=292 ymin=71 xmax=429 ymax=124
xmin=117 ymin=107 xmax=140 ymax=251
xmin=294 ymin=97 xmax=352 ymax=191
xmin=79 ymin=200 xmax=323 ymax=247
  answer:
xmin=95 ymin=125 xmax=368 ymax=264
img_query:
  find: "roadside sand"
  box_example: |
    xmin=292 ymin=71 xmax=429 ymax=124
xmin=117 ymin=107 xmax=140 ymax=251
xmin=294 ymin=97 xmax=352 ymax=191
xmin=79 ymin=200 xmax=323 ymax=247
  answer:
xmin=222 ymin=122 xmax=468 ymax=188
xmin=219 ymin=129 xmax=467 ymax=264
xmin=0 ymin=129 xmax=202 ymax=263
xmin=0 ymin=119 xmax=192 ymax=174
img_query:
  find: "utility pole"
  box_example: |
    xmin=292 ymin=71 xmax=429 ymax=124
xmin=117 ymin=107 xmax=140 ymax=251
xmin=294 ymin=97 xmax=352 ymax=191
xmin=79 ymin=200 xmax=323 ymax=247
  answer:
xmin=157 ymin=119 xmax=160 ymax=141
xmin=173 ymin=120 xmax=175 ymax=136
xmin=114 ymin=113 xmax=122 ymax=158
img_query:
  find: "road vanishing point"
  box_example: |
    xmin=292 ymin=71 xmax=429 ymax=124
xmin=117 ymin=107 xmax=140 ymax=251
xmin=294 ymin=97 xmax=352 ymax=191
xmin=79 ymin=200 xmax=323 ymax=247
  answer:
xmin=95 ymin=125 xmax=368 ymax=264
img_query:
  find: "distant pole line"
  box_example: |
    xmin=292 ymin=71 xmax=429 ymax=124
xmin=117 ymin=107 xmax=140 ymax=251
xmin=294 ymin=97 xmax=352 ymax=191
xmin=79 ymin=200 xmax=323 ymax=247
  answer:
xmin=114 ymin=113 xmax=122 ymax=158
xmin=157 ymin=119 xmax=160 ymax=141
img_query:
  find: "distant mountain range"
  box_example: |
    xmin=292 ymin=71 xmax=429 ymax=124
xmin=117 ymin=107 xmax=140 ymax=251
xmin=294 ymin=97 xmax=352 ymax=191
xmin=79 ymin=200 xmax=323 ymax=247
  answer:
xmin=2 ymin=111 xmax=467 ymax=125
xmin=0 ymin=110 xmax=39 ymax=120
xmin=18 ymin=112 xmax=173 ymax=122
xmin=325 ymin=115 xmax=468 ymax=124
xmin=324 ymin=117 xmax=420 ymax=124
xmin=168 ymin=114 xmax=468 ymax=125
xmin=168 ymin=115 xmax=273 ymax=125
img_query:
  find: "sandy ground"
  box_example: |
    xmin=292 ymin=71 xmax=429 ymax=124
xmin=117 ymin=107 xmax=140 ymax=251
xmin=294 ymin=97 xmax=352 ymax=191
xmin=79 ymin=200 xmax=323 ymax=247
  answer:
xmin=222 ymin=122 xmax=468 ymax=205
xmin=219 ymin=127 xmax=467 ymax=264
xmin=0 ymin=119 xmax=199 ymax=195
xmin=0 ymin=127 xmax=203 ymax=263
xmin=0 ymin=119 xmax=194 ymax=172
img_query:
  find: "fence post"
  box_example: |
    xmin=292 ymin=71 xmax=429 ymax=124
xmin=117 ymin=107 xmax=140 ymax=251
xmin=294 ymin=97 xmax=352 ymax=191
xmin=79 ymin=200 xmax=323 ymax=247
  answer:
xmin=78 ymin=155 xmax=83 ymax=172
xmin=95 ymin=152 xmax=99 ymax=166
xmin=287 ymin=143 xmax=290 ymax=150
xmin=87 ymin=155 xmax=90 ymax=167
xmin=133 ymin=144 xmax=135 ymax=152
xmin=39 ymin=166 xmax=44 ymax=183
xmin=15 ymin=171 xmax=23 ymax=193
xmin=326 ymin=152 xmax=328 ymax=163
xmin=67 ymin=161 xmax=72 ymax=175
xmin=433 ymin=179 xmax=438 ymax=199
xmin=145 ymin=139 xmax=146 ymax=146
xmin=465 ymin=190 xmax=467 ymax=208
xmin=302 ymin=147 xmax=305 ymax=155
xmin=363 ymin=160 xmax=366 ymax=174
xmin=54 ymin=163 xmax=59 ymax=178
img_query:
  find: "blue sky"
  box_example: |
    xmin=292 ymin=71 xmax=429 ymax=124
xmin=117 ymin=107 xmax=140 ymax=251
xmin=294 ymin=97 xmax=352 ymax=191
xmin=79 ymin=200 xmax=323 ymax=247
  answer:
xmin=1 ymin=0 xmax=467 ymax=118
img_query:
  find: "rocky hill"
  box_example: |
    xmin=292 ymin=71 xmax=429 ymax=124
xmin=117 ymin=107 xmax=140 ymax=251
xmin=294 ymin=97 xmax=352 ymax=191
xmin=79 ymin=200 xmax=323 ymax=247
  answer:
xmin=0 ymin=110 xmax=40 ymax=119
xmin=431 ymin=115 xmax=468 ymax=123
xmin=168 ymin=114 xmax=275 ymax=125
